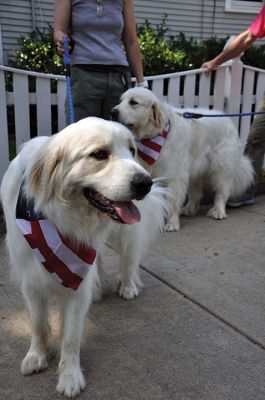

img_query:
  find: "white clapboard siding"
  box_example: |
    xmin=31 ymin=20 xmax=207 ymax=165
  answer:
xmin=36 ymin=77 xmax=52 ymax=136
xmin=13 ymin=72 xmax=30 ymax=151
xmin=0 ymin=0 xmax=32 ymax=62
xmin=240 ymin=69 xmax=255 ymax=149
xmin=0 ymin=69 xmax=9 ymax=180
xmin=134 ymin=0 xmax=265 ymax=42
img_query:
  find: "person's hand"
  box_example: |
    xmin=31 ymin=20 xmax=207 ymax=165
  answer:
xmin=201 ymin=60 xmax=218 ymax=75
xmin=54 ymin=31 xmax=71 ymax=55
xmin=136 ymin=80 xmax=149 ymax=88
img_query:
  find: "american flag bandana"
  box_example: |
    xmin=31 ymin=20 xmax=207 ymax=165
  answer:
xmin=136 ymin=121 xmax=170 ymax=165
xmin=15 ymin=185 xmax=97 ymax=291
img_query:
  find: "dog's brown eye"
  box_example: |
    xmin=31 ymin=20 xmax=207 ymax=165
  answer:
xmin=129 ymin=99 xmax=138 ymax=106
xmin=91 ymin=150 xmax=109 ymax=160
xmin=130 ymin=147 xmax=135 ymax=157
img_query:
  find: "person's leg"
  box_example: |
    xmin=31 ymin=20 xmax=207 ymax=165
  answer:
xmin=228 ymin=95 xmax=265 ymax=207
xmin=102 ymin=71 xmax=132 ymax=120
xmin=243 ymin=95 xmax=265 ymax=196
xmin=66 ymin=67 xmax=107 ymax=123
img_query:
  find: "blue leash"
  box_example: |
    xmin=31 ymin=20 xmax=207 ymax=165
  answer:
xmin=183 ymin=110 xmax=265 ymax=119
xmin=63 ymin=37 xmax=75 ymax=124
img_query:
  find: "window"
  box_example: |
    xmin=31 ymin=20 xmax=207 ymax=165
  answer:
xmin=225 ymin=0 xmax=264 ymax=13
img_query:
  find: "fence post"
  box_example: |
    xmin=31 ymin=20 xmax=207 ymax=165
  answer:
xmin=0 ymin=69 xmax=9 ymax=181
xmin=226 ymin=58 xmax=243 ymax=131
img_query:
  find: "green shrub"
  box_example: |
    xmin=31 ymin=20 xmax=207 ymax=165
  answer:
xmin=168 ymin=33 xmax=228 ymax=70
xmin=137 ymin=18 xmax=186 ymax=75
xmin=10 ymin=25 xmax=64 ymax=75
xmin=241 ymin=43 xmax=265 ymax=70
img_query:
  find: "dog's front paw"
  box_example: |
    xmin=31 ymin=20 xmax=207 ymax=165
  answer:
xmin=119 ymin=283 xmax=139 ymax=300
xmin=21 ymin=351 xmax=48 ymax=375
xmin=57 ymin=367 xmax=86 ymax=398
xmin=207 ymin=206 xmax=227 ymax=220
xmin=165 ymin=215 xmax=180 ymax=231
xmin=92 ymin=282 xmax=102 ymax=303
xmin=165 ymin=222 xmax=180 ymax=232
xmin=181 ymin=204 xmax=197 ymax=217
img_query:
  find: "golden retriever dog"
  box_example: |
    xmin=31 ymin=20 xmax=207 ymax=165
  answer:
xmin=0 ymin=117 xmax=170 ymax=398
xmin=111 ymin=87 xmax=254 ymax=231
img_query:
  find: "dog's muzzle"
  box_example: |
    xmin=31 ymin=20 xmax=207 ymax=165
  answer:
xmin=130 ymin=173 xmax=153 ymax=200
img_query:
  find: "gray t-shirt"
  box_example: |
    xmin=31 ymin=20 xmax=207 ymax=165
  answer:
xmin=70 ymin=0 xmax=129 ymax=66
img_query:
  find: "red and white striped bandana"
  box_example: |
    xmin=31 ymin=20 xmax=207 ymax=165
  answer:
xmin=136 ymin=121 xmax=170 ymax=165
xmin=16 ymin=186 xmax=97 ymax=291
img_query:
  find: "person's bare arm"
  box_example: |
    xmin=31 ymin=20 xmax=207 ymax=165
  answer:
xmin=122 ymin=0 xmax=145 ymax=84
xmin=54 ymin=0 xmax=71 ymax=55
xmin=201 ymin=29 xmax=257 ymax=73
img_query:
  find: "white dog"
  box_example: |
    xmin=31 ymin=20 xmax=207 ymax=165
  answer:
xmin=111 ymin=87 xmax=254 ymax=231
xmin=0 ymin=117 xmax=169 ymax=398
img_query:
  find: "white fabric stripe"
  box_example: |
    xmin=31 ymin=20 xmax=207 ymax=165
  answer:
xmin=136 ymin=142 xmax=159 ymax=160
xmin=39 ymin=220 xmax=62 ymax=252
xmin=136 ymin=122 xmax=170 ymax=163
xmin=54 ymin=244 xmax=91 ymax=278
xmin=39 ymin=219 xmax=91 ymax=279
xmin=16 ymin=219 xmax=32 ymax=235
xmin=151 ymin=135 xmax=165 ymax=146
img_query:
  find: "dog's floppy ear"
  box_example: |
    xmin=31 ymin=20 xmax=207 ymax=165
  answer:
xmin=151 ymin=101 xmax=163 ymax=128
xmin=28 ymin=147 xmax=63 ymax=203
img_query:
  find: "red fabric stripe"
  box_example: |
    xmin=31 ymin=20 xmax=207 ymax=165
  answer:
xmin=140 ymin=139 xmax=162 ymax=153
xmin=160 ymin=129 xmax=169 ymax=139
xmin=25 ymin=221 xmax=83 ymax=290
xmin=42 ymin=259 xmax=82 ymax=291
xmin=60 ymin=234 xmax=97 ymax=265
xmin=137 ymin=149 xmax=156 ymax=165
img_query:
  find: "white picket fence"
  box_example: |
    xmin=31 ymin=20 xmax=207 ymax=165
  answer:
xmin=0 ymin=58 xmax=265 ymax=181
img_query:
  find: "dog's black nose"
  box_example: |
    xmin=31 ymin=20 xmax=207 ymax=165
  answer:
xmin=131 ymin=173 xmax=153 ymax=200
xmin=110 ymin=108 xmax=119 ymax=121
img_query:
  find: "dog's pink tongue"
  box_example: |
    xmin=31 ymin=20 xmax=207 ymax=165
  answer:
xmin=114 ymin=201 xmax=141 ymax=224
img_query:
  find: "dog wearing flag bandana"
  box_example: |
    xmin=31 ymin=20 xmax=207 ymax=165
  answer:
xmin=0 ymin=117 xmax=170 ymax=398
xmin=111 ymin=87 xmax=254 ymax=231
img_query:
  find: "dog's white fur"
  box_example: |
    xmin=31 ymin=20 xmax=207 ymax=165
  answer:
xmin=0 ymin=117 xmax=169 ymax=398
xmin=112 ymin=87 xmax=254 ymax=231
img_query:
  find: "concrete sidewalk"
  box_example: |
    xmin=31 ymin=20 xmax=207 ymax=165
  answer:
xmin=1 ymin=197 xmax=265 ymax=400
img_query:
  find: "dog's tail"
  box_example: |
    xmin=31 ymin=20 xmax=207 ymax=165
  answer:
xmin=230 ymin=155 xmax=254 ymax=198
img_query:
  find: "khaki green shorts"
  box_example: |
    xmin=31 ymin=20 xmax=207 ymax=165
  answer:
xmin=66 ymin=66 xmax=132 ymax=123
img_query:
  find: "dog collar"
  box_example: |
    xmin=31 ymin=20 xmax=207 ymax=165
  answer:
xmin=15 ymin=184 xmax=97 ymax=291
xmin=136 ymin=121 xmax=170 ymax=165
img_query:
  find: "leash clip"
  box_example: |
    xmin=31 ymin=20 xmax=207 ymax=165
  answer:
xmin=183 ymin=112 xmax=203 ymax=119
